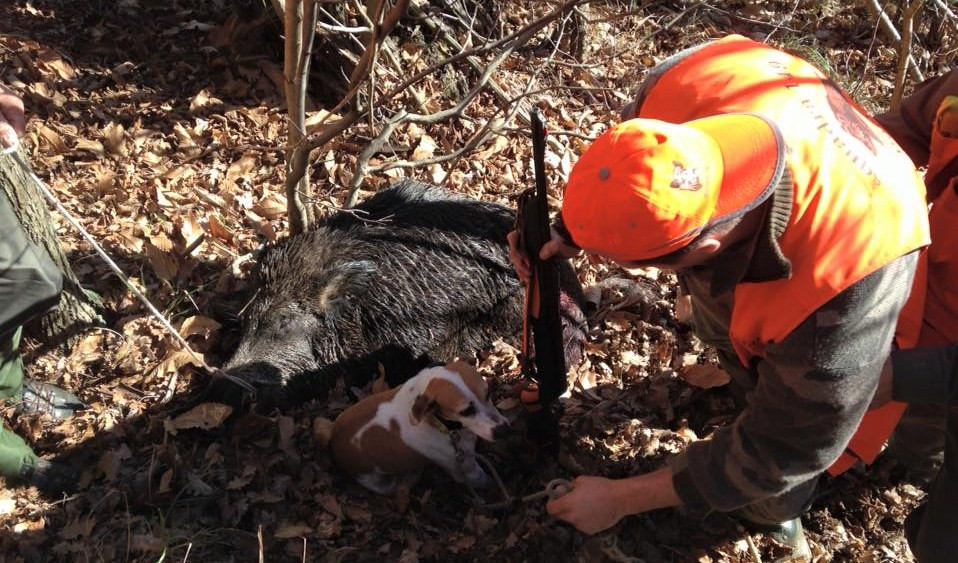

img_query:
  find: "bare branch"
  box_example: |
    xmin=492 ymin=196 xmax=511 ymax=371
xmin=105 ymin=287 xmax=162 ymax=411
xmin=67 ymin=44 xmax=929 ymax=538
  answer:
xmin=383 ymin=0 xmax=591 ymax=103
xmin=891 ymin=0 xmax=925 ymax=110
xmin=284 ymin=0 xmax=313 ymax=234
xmin=346 ymin=110 xmax=408 ymax=207
xmin=864 ymin=0 xmax=926 ymax=82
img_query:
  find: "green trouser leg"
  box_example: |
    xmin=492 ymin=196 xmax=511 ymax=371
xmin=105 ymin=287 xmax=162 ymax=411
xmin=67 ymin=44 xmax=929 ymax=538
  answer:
xmin=0 ymin=327 xmax=25 ymax=401
xmin=0 ymin=425 xmax=38 ymax=479
xmin=0 ymin=327 xmax=36 ymax=479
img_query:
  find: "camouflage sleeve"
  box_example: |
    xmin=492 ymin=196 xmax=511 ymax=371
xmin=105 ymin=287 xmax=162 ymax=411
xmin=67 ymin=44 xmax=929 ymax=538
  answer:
xmin=875 ymin=70 xmax=958 ymax=168
xmin=670 ymin=252 xmax=918 ymax=513
xmin=891 ymin=343 xmax=958 ymax=406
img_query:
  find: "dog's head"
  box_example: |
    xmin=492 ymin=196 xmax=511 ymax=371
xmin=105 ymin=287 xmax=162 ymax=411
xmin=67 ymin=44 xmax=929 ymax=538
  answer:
xmin=410 ymin=361 xmax=509 ymax=441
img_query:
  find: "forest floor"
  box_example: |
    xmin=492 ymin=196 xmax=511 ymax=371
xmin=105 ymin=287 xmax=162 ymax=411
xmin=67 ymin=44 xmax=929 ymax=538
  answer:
xmin=0 ymin=0 xmax=953 ymax=561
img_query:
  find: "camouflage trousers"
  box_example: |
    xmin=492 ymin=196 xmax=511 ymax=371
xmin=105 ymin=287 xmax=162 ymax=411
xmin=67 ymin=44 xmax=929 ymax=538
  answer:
xmin=0 ymin=179 xmax=63 ymax=479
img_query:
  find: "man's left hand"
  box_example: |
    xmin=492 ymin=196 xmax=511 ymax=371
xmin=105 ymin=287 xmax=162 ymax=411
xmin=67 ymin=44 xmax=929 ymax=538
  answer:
xmin=546 ymin=475 xmax=626 ymax=534
xmin=545 ymin=467 xmax=682 ymax=535
xmin=0 ymin=84 xmax=25 ymax=149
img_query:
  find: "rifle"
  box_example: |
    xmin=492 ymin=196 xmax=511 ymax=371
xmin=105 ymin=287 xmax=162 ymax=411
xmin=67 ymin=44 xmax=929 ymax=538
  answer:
xmin=516 ymin=107 xmax=568 ymax=454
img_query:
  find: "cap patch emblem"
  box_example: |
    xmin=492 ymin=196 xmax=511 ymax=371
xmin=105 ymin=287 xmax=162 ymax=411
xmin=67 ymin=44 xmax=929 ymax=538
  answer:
xmin=670 ymin=162 xmax=702 ymax=191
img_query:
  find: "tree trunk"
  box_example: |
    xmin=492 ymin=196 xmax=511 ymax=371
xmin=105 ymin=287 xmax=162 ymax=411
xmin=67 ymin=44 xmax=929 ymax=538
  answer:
xmin=0 ymin=146 xmax=102 ymax=354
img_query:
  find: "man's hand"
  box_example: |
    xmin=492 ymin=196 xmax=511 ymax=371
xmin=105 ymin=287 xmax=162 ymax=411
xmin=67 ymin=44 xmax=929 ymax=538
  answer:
xmin=545 ymin=475 xmax=626 ymax=534
xmin=507 ymin=227 xmax=581 ymax=285
xmin=0 ymin=84 xmax=25 ymax=149
xmin=545 ymin=468 xmax=682 ymax=535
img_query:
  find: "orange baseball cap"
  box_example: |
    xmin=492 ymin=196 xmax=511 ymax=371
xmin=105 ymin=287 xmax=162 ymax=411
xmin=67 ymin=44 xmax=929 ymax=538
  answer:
xmin=561 ymin=115 xmax=784 ymax=262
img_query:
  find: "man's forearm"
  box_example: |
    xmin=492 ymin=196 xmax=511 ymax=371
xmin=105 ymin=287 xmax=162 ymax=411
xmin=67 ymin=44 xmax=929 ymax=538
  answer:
xmin=617 ymin=467 xmax=683 ymax=515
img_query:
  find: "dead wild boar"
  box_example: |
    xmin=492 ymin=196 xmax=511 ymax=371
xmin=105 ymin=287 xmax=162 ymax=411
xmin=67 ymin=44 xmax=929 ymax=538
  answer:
xmin=214 ymin=180 xmax=585 ymax=409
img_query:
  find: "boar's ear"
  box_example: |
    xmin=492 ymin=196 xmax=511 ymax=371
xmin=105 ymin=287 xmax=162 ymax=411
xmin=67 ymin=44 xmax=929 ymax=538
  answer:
xmin=314 ymin=260 xmax=375 ymax=312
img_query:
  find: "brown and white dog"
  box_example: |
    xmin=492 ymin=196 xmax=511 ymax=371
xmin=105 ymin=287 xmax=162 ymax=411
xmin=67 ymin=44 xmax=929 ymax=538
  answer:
xmin=330 ymin=361 xmax=509 ymax=494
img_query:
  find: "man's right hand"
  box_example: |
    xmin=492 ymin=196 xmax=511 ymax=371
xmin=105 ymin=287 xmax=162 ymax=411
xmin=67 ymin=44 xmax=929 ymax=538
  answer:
xmin=507 ymin=228 xmax=581 ymax=285
xmin=0 ymin=84 xmax=25 ymax=149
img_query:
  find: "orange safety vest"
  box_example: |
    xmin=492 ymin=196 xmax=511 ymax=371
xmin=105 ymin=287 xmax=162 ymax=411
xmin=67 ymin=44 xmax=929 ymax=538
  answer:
xmin=916 ymin=96 xmax=958 ymax=347
xmin=637 ymin=35 xmax=931 ymax=475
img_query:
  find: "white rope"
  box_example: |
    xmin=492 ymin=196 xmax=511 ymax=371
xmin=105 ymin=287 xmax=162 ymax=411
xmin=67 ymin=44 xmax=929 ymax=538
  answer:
xmin=2 ymin=141 xmax=255 ymax=392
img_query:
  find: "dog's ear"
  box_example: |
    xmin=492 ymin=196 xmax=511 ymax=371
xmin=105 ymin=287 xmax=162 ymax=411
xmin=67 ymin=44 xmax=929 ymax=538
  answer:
xmin=410 ymin=391 xmax=436 ymax=425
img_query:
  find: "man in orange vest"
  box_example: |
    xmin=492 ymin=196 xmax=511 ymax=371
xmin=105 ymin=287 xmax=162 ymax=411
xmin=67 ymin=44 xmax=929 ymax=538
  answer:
xmin=872 ymin=70 xmax=958 ymax=562
xmin=509 ymin=35 xmax=929 ymax=559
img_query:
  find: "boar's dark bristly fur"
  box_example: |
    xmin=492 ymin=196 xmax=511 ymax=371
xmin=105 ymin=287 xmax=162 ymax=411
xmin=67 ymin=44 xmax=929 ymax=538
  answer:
xmin=218 ymin=180 xmax=584 ymax=409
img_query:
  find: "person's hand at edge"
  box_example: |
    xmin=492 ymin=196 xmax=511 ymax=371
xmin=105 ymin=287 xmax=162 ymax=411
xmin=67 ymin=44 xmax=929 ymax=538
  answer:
xmin=507 ymin=227 xmax=582 ymax=285
xmin=546 ymin=467 xmax=681 ymax=535
xmin=0 ymin=83 xmax=25 ymax=149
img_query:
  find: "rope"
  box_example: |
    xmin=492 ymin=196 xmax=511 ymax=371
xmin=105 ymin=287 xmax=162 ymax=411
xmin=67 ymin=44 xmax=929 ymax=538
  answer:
xmin=461 ymin=452 xmax=571 ymax=510
xmin=465 ymin=452 xmax=643 ymax=562
xmin=2 ymin=140 xmax=255 ymax=393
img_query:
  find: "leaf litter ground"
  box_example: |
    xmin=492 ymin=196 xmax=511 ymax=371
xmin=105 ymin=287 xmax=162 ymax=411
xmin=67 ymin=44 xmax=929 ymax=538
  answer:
xmin=0 ymin=0 xmax=950 ymax=561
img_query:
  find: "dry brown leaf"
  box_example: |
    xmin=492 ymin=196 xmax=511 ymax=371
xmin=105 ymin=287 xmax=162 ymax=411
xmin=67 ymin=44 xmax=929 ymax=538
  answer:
xmin=167 ymin=403 xmax=233 ymax=433
xmin=102 ymin=122 xmax=126 ymax=155
xmin=343 ymin=505 xmax=372 ymax=523
xmin=172 ymin=122 xmax=196 ymax=147
xmin=478 ymin=135 xmax=509 ymax=159
xmin=208 ymin=214 xmax=234 ymax=242
xmin=429 ymin=163 xmax=445 ymax=184
xmin=35 ymin=45 xmax=76 ymax=79
xmin=226 ymin=465 xmax=256 ymax=490
xmin=221 ymin=153 xmax=258 ymax=195
xmin=679 ymin=364 xmax=731 ymax=389
xmin=179 ymin=315 xmax=222 ymax=339
xmin=158 ymin=468 xmax=173 ymax=493
xmin=191 ymin=90 xmax=211 ymax=113
xmin=675 ymin=293 xmax=693 ymax=324
xmin=112 ymin=229 xmax=145 ymax=253
xmin=154 ymin=348 xmax=205 ymax=379
xmin=131 ymin=534 xmax=166 ymax=553
xmin=252 ymin=192 xmax=286 ymax=220
xmin=27 ymin=81 xmax=65 ymax=106
xmin=149 ymin=233 xmax=174 ymax=252
xmin=278 ymin=415 xmax=296 ymax=456
xmin=178 ymin=213 xmax=204 ymax=249
xmin=316 ymin=494 xmax=343 ymax=519
xmin=67 ymin=332 xmax=105 ymax=372
xmin=0 ymin=498 xmax=16 ymax=516
xmin=304 ymin=109 xmax=332 ymax=128
xmin=98 ymin=444 xmax=132 ymax=482
xmin=59 ymin=516 xmax=95 ymax=540
xmin=95 ymin=166 xmax=117 ymax=195
xmin=37 ymin=124 xmax=68 ymax=154
xmin=74 ymin=138 xmax=105 ymax=157
xmin=619 ymin=349 xmax=643 ymax=366
xmin=312 ymin=417 xmax=334 ymax=447
xmin=146 ymin=242 xmax=178 ymax=282
xmin=275 ymin=521 xmax=312 ymax=539
xmin=411 ymin=135 xmax=437 ymax=161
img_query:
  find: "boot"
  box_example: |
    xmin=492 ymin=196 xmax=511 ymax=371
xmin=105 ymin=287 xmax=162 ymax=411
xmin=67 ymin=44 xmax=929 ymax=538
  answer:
xmin=16 ymin=379 xmax=86 ymax=421
xmin=748 ymin=517 xmax=812 ymax=563
xmin=0 ymin=426 xmax=75 ymax=495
